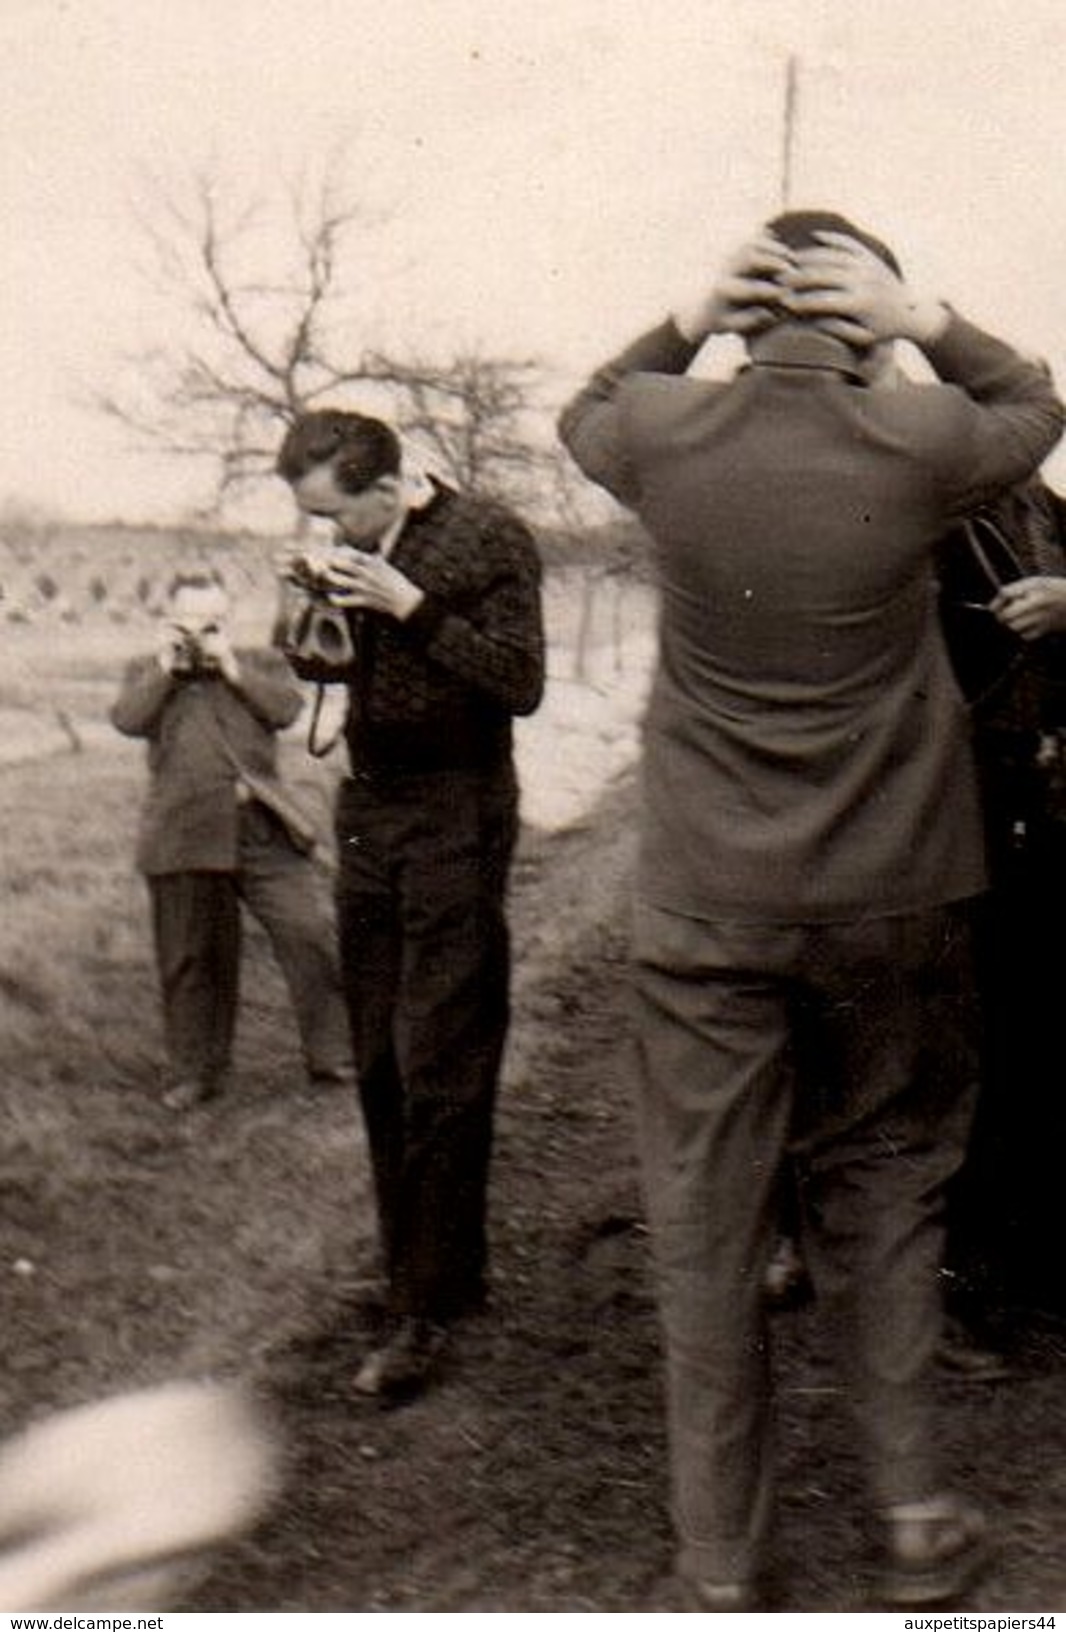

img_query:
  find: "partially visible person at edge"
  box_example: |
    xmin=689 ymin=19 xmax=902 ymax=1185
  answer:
xmin=941 ymin=477 xmax=1066 ymax=1336
xmin=111 ymin=570 xmax=354 ymax=1111
xmin=274 ymin=413 xmax=545 ymax=1403
xmin=558 ymin=211 xmax=1063 ymax=1610
xmin=775 ymin=480 xmax=1066 ymax=1376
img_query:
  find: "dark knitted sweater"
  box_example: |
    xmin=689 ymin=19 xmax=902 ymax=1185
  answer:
xmin=291 ymin=483 xmax=545 ymax=775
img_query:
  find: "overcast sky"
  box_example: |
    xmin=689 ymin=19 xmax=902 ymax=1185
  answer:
xmin=3 ymin=0 xmax=1066 ymax=527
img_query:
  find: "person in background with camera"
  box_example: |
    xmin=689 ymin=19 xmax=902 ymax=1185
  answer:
xmin=558 ymin=212 xmax=1062 ymax=1609
xmin=111 ymin=569 xmax=354 ymax=1111
xmin=274 ymin=411 xmax=545 ymax=1404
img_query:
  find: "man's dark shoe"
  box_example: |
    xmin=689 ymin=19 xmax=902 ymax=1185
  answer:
xmin=878 ymin=1495 xmax=989 ymax=1606
xmin=938 ymin=1316 xmax=1011 ymax=1382
xmin=306 ymin=1065 xmax=358 ymax=1093
xmin=764 ymin=1233 xmax=814 ymax=1310
xmin=677 ymin=1574 xmax=756 ymax=1611
xmin=161 ymin=1078 xmax=220 ymax=1112
xmin=352 ymin=1317 xmax=447 ymax=1404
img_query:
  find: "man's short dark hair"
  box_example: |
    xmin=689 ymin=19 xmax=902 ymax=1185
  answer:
xmin=276 ymin=411 xmax=402 ymax=494
xmin=767 ymin=210 xmax=902 ymax=278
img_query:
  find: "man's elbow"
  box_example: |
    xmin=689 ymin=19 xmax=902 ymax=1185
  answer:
xmin=1019 ymin=394 xmax=1066 ymax=473
xmin=1023 ymin=361 xmax=1066 ymax=455
xmin=109 ymin=701 xmax=143 ymax=737
xmin=557 ymin=397 xmax=581 ymax=454
xmin=276 ymin=691 xmax=304 ymax=730
xmin=558 ymin=404 xmax=638 ymax=510
xmin=511 ymin=661 xmax=546 ymax=717
xmin=557 ymin=400 xmax=603 ymax=483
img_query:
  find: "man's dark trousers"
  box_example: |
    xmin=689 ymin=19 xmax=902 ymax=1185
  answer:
xmin=335 ymin=763 xmax=518 ymax=1323
xmin=634 ymin=899 xmax=980 ymax=1587
xmin=149 ymin=802 xmax=352 ymax=1090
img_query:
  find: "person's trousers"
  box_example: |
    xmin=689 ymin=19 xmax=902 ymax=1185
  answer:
xmin=633 ymin=899 xmax=979 ymax=1588
xmin=950 ymin=794 xmax=1066 ymax=1312
xmin=148 ymin=804 xmax=352 ymax=1089
xmin=335 ymin=764 xmax=518 ymax=1324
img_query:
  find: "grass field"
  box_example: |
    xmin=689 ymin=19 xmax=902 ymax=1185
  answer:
xmin=0 ymin=739 xmax=369 ymax=1411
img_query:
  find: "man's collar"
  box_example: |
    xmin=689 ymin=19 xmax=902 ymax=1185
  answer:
xmin=377 ymin=470 xmax=440 ymax=558
xmin=378 ymin=506 xmax=407 ymax=559
xmin=746 ymin=323 xmax=869 ymax=383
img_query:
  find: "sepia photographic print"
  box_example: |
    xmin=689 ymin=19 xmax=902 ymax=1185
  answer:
xmin=0 ymin=0 xmax=1064 ymax=1619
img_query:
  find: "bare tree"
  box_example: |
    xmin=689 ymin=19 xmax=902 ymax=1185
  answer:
xmin=94 ymin=153 xmax=397 ymax=512
xmin=94 ymin=154 xmax=566 ymax=519
xmin=376 ymin=348 xmax=558 ymax=506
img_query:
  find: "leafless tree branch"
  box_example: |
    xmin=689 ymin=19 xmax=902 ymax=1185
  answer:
xmin=97 ymin=153 xmax=566 ymax=518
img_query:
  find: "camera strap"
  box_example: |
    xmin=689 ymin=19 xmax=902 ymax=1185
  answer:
xmin=938 ymin=510 xmax=1028 ymax=712
xmin=305 ymin=684 xmax=345 ymax=759
xmin=272 ymin=578 xmax=353 ymax=758
xmin=201 ymin=689 xmax=321 ymax=855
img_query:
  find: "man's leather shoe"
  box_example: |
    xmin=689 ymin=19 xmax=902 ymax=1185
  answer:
xmin=878 ymin=1495 xmax=989 ymax=1605
xmin=306 ymin=1065 xmax=358 ymax=1093
xmin=938 ymin=1317 xmax=1011 ymax=1382
xmin=161 ymin=1079 xmax=220 ymax=1112
xmin=764 ymin=1233 xmax=814 ymax=1310
xmin=352 ymin=1317 xmax=447 ymax=1404
xmin=677 ymin=1574 xmax=755 ymax=1611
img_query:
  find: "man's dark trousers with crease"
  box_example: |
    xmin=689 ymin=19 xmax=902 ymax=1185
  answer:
xmin=336 ymin=762 xmax=518 ymax=1324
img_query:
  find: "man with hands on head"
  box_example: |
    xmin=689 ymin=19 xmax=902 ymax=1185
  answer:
xmin=112 ymin=570 xmax=353 ymax=1112
xmin=275 ymin=412 xmax=545 ymax=1405
xmin=559 ymin=211 xmax=1063 ymax=1610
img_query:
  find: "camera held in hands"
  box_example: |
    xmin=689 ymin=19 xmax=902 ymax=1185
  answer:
xmin=284 ymin=552 xmax=345 ymax=602
xmin=170 ymin=621 xmax=221 ymax=675
xmin=277 ymin=550 xmax=356 ymax=677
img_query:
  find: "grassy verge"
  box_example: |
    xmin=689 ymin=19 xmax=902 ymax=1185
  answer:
xmin=0 ymin=742 xmax=369 ymax=1421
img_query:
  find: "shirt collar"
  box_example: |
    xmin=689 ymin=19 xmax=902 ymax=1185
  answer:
xmin=378 ymin=506 xmax=407 ymax=559
xmin=377 ymin=469 xmax=438 ymax=558
xmin=746 ymin=323 xmax=869 ymax=383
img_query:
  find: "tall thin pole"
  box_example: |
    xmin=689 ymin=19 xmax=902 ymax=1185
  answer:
xmin=780 ymin=54 xmax=799 ymax=210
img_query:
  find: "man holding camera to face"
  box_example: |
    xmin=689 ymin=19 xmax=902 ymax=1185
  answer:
xmin=112 ymin=569 xmax=353 ymax=1111
xmin=275 ymin=412 xmax=545 ymax=1404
